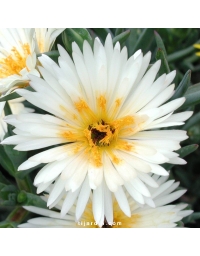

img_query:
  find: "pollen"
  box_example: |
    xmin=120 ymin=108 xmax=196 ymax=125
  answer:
xmin=61 ymin=131 xmax=76 ymax=141
xmin=97 ymin=95 xmax=106 ymax=111
xmin=116 ymin=140 xmax=133 ymax=151
xmin=0 ymin=43 xmax=31 ymax=78
xmin=74 ymin=99 xmax=89 ymax=112
xmin=115 ymin=98 xmax=122 ymax=108
xmin=83 ymin=114 xmax=135 ymax=167
xmin=111 ymin=153 xmax=121 ymax=165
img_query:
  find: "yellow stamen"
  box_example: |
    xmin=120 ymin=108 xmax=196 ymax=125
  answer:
xmin=59 ymin=96 xmax=146 ymax=168
xmin=0 ymin=43 xmax=31 ymax=78
xmin=97 ymin=95 xmax=107 ymax=111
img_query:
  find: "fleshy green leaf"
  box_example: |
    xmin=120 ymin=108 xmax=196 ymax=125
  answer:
xmin=154 ymin=30 xmax=167 ymax=56
xmin=126 ymin=28 xmax=139 ymax=56
xmin=17 ymin=191 xmax=47 ymax=208
xmin=113 ymin=30 xmax=130 ymax=46
xmin=171 ymin=70 xmax=191 ymax=101
xmin=183 ymin=112 xmax=200 ymax=130
xmin=115 ymin=28 xmax=124 ymax=36
xmin=187 ymin=124 xmax=200 ymax=143
xmin=3 ymin=144 xmax=27 ymax=174
xmin=0 ymin=220 xmax=17 ymax=228
xmin=179 ymin=83 xmax=200 ymax=109
xmin=156 ymin=48 xmax=170 ymax=75
xmin=177 ymin=221 xmax=184 ymax=227
xmin=0 ymin=131 xmax=27 ymax=179
xmin=167 ymin=41 xmax=200 ymax=63
xmin=161 ymin=144 xmax=198 ymax=170
xmin=0 ymin=92 xmax=21 ymax=103
xmin=130 ymin=28 xmax=154 ymax=55
xmin=4 ymin=101 xmax=12 ymax=116
xmin=0 ymin=145 xmax=15 ymax=177
xmin=62 ymin=28 xmax=93 ymax=54
xmin=6 ymin=206 xmax=28 ymax=223
xmin=38 ymin=50 xmax=60 ymax=62
xmin=92 ymin=28 xmax=113 ymax=41
xmin=182 ymin=212 xmax=200 ymax=224
xmin=15 ymin=163 xmax=45 ymax=179
xmin=0 ymin=184 xmax=18 ymax=206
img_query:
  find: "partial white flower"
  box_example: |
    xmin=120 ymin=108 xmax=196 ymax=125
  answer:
xmin=19 ymin=175 xmax=193 ymax=228
xmin=2 ymin=34 xmax=192 ymax=223
xmin=0 ymin=98 xmax=33 ymax=141
xmin=35 ymin=28 xmax=65 ymax=53
xmin=0 ymin=28 xmax=39 ymax=94
xmin=0 ymin=28 xmax=64 ymax=94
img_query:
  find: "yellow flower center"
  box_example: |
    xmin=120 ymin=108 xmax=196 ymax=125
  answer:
xmin=0 ymin=43 xmax=31 ymax=78
xmin=59 ymin=95 xmax=148 ymax=168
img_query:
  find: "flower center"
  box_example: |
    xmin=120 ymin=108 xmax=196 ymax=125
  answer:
xmin=59 ymin=98 xmax=147 ymax=168
xmin=0 ymin=43 xmax=31 ymax=78
xmin=88 ymin=120 xmax=115 ymax=147
xmin=83 ymin=116 xmax=135 ymax=167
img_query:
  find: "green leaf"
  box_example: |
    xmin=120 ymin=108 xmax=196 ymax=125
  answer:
xmin=15 ymin=176 xmax=35 ymax=193
xmin=154 ymin=30 xmax=167 ymax=56
xmin=6 ymin=206 xmax=28 ymax=223
xmin=126 ymin=28 xmax=139 ymax=56
xmin=0 ymin=184 xmax=18 ymax=206
xmin=176 ymin=221 xmax=184 ymax=227
xmin=17 ymin=191 xmax=47 ymax=208
xmin=182 ymin=212 xmax=200 ymax=224
xmin=0 ymin=92 xmax=21 ymax=103
xmin=115 ymin=28 xmax=124 ymax=36
xmin=129 ymin=28 xmax=154 ymax=55
xmin=161 ymin=144 xmax=198 ymax=170
xmin=179 ymin=83 xmax=200 ymax=109
xmin=171 ymin=70 xmax=191 ymax=101
xmin=3 ymin=144 xmax=27 ymax=174
xmin=0 ymin=131 xmax=28 ymax=180
xmin=187 ymin=124 xmax=200 ymax=143
xmin=156 ymin=48 xmax=170 ymax=75
xmin=62 ymin=28 xmax=93 ymax=54
xmin=113 ymin=30 xmax=131 ymax=46
xmin=15 ymin=163 xmax=45 ymax=179
xmin=0 ymin=145 xmax=15 ymax=177
xmin=177 ymin=144 xmax=198 ymax=158
xmin=38 ymin=50 xmax=60 ymax=62
xmin=183 ymin=112 xmax=200 ymax=130
xmin=4 ymin=101 xmax=12 ymax=116
xmin=167 ymin=41 xmax=200 ymax=63
xmin=0 ymin=220 xmax=18 ymax=228
xmin=92 ymin=28 xmax=113 ymax=41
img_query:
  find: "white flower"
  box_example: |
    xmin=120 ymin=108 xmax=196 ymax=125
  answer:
xmin=18 ymin=174 xmax=193 ymax=228
xmin=0 ymin=28 xmax=64 ymax=94
xmin=35 ymin=28 xmax=65 ymax=53
xmin=2 ymin=34 xmax=192 ymax=224
xmin=0 ymin=98 xmax=34 ymax=141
